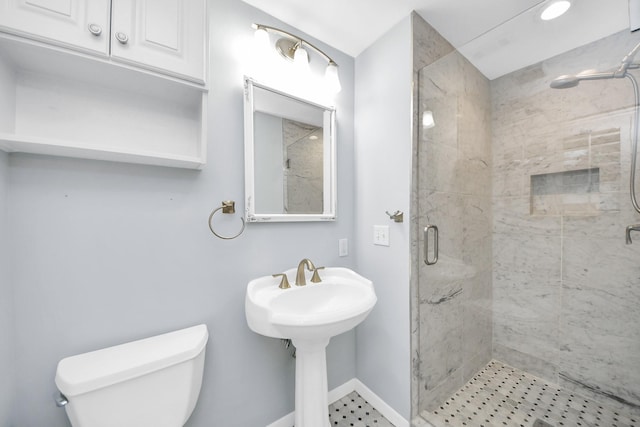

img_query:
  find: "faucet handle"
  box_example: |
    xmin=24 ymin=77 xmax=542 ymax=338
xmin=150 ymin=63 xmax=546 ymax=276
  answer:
xmin=626 ymin=224 xmax=640 ymax=244
xmin=311 ymin=267 xmax=325 ymax=283
xmin=272 ymin=273 xmax=290 ymax=289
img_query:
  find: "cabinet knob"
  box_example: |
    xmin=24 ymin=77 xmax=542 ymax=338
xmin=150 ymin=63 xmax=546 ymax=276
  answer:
xmin=115 ymin=32 xmax=129 ymax=44
xmin=88 ymin=23 xmax=102 ymax=36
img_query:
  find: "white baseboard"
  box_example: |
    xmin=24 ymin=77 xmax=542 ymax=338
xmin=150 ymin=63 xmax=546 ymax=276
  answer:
xmin=328 ymin=378 xmax=358 ymax=403
xmin=266 ymin=378 xmax=409 ymax=427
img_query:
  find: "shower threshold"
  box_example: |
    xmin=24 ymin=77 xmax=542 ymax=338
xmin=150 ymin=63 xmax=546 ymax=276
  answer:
xmin=414 ymin=360 xmax=637 ymax=427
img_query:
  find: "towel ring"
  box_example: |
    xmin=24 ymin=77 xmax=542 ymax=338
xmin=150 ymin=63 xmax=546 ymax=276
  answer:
xmin=208 ymin=201 xmax=245 ymax=240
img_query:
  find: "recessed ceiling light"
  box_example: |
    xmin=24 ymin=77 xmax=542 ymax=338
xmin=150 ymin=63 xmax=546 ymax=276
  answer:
xmin=540 ymin=0 xmax=571 ymax=21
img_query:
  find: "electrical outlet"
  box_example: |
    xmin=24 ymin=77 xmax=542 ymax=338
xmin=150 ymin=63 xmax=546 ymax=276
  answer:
xmin=373 ymin=225 xmax=390 ymax=246
xmin=339 ymin=238 xmax=348 ymax=256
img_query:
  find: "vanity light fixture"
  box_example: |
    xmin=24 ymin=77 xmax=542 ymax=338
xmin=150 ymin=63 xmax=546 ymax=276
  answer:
xmin=252 ymin=23 xmax=342 ymax=93
xmin=540 ymin=0 xmax=571 ymax=20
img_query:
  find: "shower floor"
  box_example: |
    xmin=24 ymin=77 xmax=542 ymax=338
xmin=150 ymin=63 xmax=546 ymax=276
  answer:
xmin=416 ymin=360 xmax=637 ymax=427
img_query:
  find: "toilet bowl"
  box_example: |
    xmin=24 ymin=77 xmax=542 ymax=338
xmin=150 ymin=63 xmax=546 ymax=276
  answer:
xmin=55 ymin=324 xmax=208 ymax=427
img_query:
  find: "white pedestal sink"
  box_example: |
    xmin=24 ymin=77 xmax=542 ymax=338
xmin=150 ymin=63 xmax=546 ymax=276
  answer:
xmin=245 ymin=267 xmax=376 ymax=427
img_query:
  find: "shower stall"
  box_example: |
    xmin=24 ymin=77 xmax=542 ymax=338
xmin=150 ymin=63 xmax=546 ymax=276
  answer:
xmin=410 ymin=9 xmax=640 ymax=427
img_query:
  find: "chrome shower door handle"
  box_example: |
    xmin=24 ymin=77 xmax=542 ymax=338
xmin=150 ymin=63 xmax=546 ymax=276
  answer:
xmin=424 ymin=225 xmax=438 ymax=265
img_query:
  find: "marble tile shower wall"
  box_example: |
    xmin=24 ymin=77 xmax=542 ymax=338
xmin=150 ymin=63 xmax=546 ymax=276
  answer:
xmin=410 ymin=13 xmax=493 ymax=416
xmin=491 ymin=29 xmax=640 ymax=416
xmin=282 ymin=119 xmax=323 ymax=213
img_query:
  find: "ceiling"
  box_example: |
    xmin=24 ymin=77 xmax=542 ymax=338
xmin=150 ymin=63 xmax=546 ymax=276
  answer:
xmin=241 ymin=0 xmax=631 ymax=79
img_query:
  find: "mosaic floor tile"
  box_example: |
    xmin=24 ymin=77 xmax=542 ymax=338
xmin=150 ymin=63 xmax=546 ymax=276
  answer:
xmin=418 ymin=360 xmax=638 ymax=427
xmin=328 ymin=391 xmax=395 ymax=427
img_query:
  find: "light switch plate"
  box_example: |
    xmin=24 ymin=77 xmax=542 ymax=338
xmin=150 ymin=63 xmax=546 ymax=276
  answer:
xmin=339 ymin=238 xmax=348 ymax=256
xmin=373 ymin=225 xmax=390 ymax=246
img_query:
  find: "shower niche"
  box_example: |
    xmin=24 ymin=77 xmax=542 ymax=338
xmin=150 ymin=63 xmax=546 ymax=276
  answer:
xmin=530 ymin=168 xmax=601 ymax=215
xmin=529 ymin=127 xmax=621 ymax=216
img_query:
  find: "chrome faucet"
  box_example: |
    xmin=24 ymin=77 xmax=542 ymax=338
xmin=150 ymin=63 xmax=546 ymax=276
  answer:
xmin=295 ymin=258 xmax=316 ymax=286
xmin=626 ymin=224 xmax=640 ymax=244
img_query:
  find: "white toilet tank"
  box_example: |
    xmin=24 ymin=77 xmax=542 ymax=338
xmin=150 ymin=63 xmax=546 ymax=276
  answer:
xmin=55 ymin=324 xmax=208 ymax=427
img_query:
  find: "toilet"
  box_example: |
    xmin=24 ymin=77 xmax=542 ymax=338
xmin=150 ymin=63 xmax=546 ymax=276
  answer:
xmin=55 ymin=324 xmax=208 ymax=427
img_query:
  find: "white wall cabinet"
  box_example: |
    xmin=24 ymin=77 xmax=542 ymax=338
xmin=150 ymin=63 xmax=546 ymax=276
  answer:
xmin=111 ymin=0 xmax=206 ymax=84
xmin=0 ymin=0 xmax=207 ymax=83
xmin=0 ymin=0 xmax=111 ymax=55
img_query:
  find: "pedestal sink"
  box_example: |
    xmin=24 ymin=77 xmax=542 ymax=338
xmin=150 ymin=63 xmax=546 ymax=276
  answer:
xmin=245 ymin=267 xmax=376 ymax=427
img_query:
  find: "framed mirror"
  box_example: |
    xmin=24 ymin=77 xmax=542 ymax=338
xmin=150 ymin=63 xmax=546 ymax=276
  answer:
xmin=243 ymin=77 xmax=337 ymax=222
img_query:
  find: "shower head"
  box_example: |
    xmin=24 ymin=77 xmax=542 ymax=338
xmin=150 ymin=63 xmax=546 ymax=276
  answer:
xmin=551 ymin=41 xmax=640 ymax=89
xmin=550 ymin=70 xmax=617 ymax=89
xmin=550 ymin=74 xmax=581 ymax=89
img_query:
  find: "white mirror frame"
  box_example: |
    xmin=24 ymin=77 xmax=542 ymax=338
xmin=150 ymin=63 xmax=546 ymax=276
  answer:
xmin=243 ymin=77 xmax=337 ymax=222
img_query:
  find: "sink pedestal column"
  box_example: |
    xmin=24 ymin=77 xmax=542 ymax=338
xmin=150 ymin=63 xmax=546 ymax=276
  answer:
xmin=292 ymin=337 xmax=331 ymax=427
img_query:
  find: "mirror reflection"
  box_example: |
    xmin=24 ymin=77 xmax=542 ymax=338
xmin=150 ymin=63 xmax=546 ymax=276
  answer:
xmin=244 ymin=77 xmax=336 ymax=222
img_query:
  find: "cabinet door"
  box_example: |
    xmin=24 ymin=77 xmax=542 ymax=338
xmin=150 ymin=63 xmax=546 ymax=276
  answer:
xmin=110 ymin=0 xmax=207 ymax=84
xmin=0 ymin=0 xmax=110 ymax=55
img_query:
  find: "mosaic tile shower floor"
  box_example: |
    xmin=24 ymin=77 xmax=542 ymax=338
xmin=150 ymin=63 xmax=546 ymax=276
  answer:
xmin=328 ymin=391 xmax=395 ymax=427
xmin=418 ymin=360 xmax=638 ymax=427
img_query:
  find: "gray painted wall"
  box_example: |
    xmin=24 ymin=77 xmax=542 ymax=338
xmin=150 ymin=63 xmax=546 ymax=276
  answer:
xmin=354 ymin=16 xmax=412 ymax=420
xmin=0 ymin=151 xmax=14 ymax=426
xmin=4 ymin=1 xmax=356 ymax=426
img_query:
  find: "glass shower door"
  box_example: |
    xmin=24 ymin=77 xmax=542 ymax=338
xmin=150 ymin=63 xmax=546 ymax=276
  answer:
xmin=414 ymin=49 xmax=493 ymax=414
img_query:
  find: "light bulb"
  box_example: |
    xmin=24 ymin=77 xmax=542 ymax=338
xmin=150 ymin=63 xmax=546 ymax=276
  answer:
xmin=293 ymin=45 xmax=310 ymax=74
xmin=540 ymin=0 xmax=571 ymax=20
xmin=254 ymin=27 xmax=270 ymax=50
xmin=324 ymin=62 xmax=342 ymax=94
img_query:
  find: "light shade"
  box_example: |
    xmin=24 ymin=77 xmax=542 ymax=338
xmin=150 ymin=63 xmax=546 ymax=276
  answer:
xmin=293 ymin=45 xmax=310 ymax=74
xmin=254 ymin=27 xmax=270 ymax=50
xmin=540 ymin=0 xmax=571 ymax=20
xmin=324 ymin=62 xmax=342 ymax=93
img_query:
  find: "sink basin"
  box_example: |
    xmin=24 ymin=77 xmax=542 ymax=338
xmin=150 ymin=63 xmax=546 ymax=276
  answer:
xmin=245 ymin=266 xmax=376 ymax=427
xmin=245 ymin=267 xmax=377 ymax=340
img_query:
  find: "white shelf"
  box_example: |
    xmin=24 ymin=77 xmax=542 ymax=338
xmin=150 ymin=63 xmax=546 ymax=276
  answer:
xmin=0 ymin=132 xmax=205 ymax=169
xmin=0 ymin=33 xmax=207 ymax=169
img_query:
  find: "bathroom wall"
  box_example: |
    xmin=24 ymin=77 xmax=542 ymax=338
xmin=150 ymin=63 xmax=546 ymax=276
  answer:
xmin=411 ymin=14 xmax=493 ymax=415
xmin=354 ymin=15 xmax=412 ymax=420
xmin=492 ymin=29 xmax=640 ymax=415
xmin=0 ymin=150 xmax=14 ymax=426
xmin=0 ymin=49 xmax=15 ymax=426
xmin=4 ymin=1 xmax=357 ymax=426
